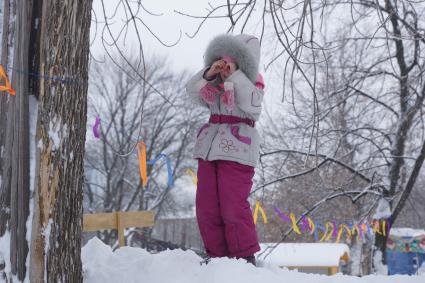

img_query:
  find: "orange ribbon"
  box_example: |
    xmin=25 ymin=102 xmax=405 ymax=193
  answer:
xmin=0 ymin=65 xmax=15 ymax=95
xmin=137 ymin=141 xmax=147 ymax=187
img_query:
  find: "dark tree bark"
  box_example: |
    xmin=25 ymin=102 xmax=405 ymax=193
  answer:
xmin=3 ymin=0 xmax=32 ymax=280
xmin=29 ymin=1 xmax=93 ymax=282
xmin=0 ymin=0 xmax=15 ymax=237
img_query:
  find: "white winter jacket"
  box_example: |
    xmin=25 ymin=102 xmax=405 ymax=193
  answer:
xmin=186 ymin=34 xmax=264 ymax=167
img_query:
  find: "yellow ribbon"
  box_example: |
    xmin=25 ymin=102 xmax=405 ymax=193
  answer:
xmin=336 ymin=224 xmax=351 ymax=243
xmin=253 ymin=201 xmax=267 ymax=225
xmin=289 ymin=212 xmax=301 ymax=234
xmin=382 ymin=220 xmax=386 ymax=237
xmin=307 ymin=217 xmax=315 ymax=235
xmin=372 ymin=220 xmax=382 ymax=235
xmin=351 ymin=224 xmax=361 ymax=241
xmin=320 ymin=222 xmax=334 ymax=241
xmin=185 ymin=168 xmax=198 ymax=185
xmin=0 ymin=65 xmax=15 ymax=95
xmin=137 ymin=141 xmax=147 ymax=187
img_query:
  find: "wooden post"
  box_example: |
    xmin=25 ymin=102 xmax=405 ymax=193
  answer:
xmin=83 ymin=211 xmax=155 ymax=248
xmin=117 ymin=212 xmax=125 ymax=247
xmin=329 ymin=266 xmax=339 ymax=275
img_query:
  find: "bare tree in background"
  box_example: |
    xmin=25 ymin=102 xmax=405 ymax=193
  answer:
xmin=235 ymin=1 xmax=425 ymax=271
xmin=87 ymin=0 xmax=425 ymax=273
xmin=84 ymin=54 xmax=204 ymax=248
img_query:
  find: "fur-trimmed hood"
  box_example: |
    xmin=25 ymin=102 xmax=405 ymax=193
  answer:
xmin=204 ymin=34 xmax=261 ymax=83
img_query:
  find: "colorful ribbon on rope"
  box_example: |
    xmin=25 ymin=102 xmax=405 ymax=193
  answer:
xmin=253 ymin=201 xmax=267 ymax=225
xmin=0 ymin=65 xmax=16 ymax=95
xmin=336 ymin=224 xmax=352 ymax=243
xmin=273 ymin=207 xmax=390 ymax=242
xmin=136 ymin=141 xmax=173 ymax=188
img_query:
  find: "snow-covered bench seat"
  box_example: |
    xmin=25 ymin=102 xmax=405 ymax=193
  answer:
xmin=257 ymin=243 xmax=350 ymax=275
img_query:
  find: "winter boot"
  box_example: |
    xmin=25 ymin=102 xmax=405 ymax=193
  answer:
xmin=242 ymin=255 xmax=256 ymax=266
xmin=200 ymin=256 xmax=211 ymax=266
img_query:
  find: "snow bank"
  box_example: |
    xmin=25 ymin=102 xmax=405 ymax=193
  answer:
xmin=0 ymin=231 xmax=11 ymax=275
xmin=82 ymin=237 xmax=425 ymax=283
xmin=258 ymin=243 xmax=349 ymax=266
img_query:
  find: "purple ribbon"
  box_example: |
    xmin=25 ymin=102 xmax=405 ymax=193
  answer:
xmin=274 ymin=206 xmax=291 ymax=222
xmin=358 ymin=224 xmax=364 ymax=240
xmin=332 ymin=221 xmax=338 ymax=238
xmin=93 ymin=116 xmax=101 ymax=139
xmin=386 ymin=218 xmax=392 ymax=236
xmin=301 ymin=216 xmax=310 ymax=233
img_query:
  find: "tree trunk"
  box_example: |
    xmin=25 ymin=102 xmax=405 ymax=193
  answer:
xmin=29 ymin=0 xmax=92 ymax=282
xmin=1 ymin=0 xmax=32 ymax=280
xmin=0 ymin=0 xmax=15 ymax=237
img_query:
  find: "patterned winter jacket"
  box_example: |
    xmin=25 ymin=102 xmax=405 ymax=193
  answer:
xmin=186 ymin=34 xmax=264 ymax=167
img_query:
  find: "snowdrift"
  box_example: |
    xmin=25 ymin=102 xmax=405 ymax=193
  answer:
xmin=82 ymin=237 xmax=425 ymax=283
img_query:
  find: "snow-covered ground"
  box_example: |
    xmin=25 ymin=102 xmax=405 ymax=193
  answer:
xmin=82 ymin=238 xmax=425 ymax=283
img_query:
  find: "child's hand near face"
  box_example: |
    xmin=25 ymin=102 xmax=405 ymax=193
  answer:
xmin=220 ymin=62 xmax=237 ymax=80
xmin=204 ymin=59 xmax=238 ymax=81
xmin=204 ymin=59 xmax=226 ymax=80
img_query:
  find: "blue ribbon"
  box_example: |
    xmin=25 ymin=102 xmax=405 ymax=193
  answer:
xmin=366 ymin=222 xmax=373 ymax=239
xmin=314 ymin=224 xmax=326 ymax=241
xmin=147 ymin=153 xmax=173 ymax=188
xmin=9 ymin=67 xmax=79 ymax=84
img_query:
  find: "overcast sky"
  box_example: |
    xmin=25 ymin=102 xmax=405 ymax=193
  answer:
xmin=91 ymin=0 xmax=233 ymax=72
xmin=91 ymin=0 xmax=287 ymax=118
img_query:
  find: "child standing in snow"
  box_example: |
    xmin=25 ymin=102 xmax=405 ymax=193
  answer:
xmin=186 ymin=34 xmax=265 ymax=265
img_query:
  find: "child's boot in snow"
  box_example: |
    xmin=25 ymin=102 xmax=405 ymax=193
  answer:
xmin=200 ymin=256 xmax=211 ymax=266
xmin=243 ymin=255 xmax=256 ymax=266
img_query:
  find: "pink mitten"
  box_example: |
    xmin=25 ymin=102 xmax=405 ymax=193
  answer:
xmin=200 ymin=83 xmax=219 ymax=105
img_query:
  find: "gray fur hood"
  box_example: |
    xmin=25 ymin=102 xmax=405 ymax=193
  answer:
xmin=204 ymin=34 xmax=261 ymax=83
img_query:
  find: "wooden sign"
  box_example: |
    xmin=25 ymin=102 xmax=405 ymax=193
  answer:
xmin=83 ymin=211 xmax=155 ymax=247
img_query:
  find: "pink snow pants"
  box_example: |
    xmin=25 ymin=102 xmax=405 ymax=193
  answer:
xmin=196 ymin=159 xmax=260 ymax=258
